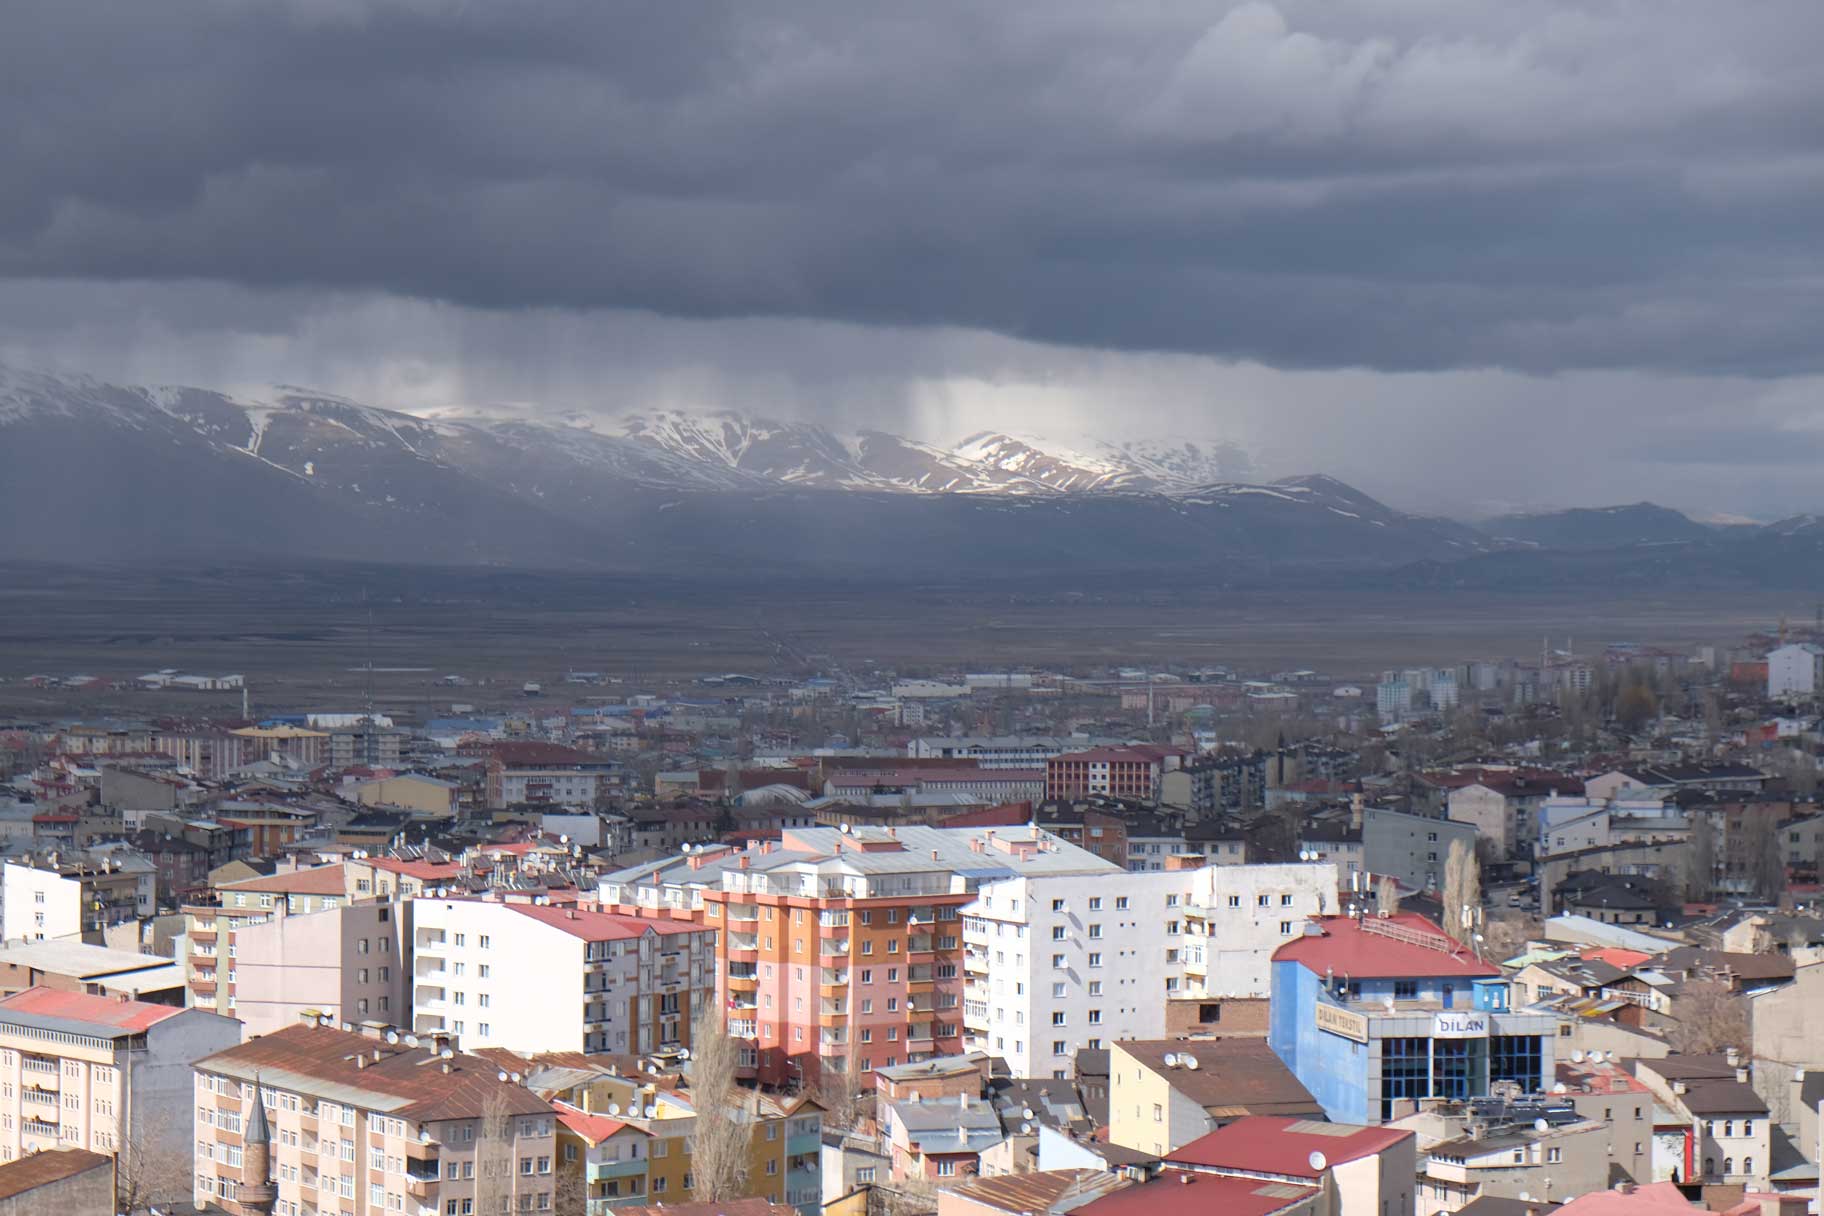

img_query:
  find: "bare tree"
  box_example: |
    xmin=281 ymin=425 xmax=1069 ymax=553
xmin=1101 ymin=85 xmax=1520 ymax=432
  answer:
xmin=1376 ymin=874 xmax=1401 ymax=917
xmin=1442 ymin=838 xmax=1481 ymax=944
xmin=687 ymin=998 xmax=752 ymax=1201
xmin=553 ymin=1149 xmax=590 ymax=1216
xmin=115 ymin=1129 xmax=197 ymax=1214
xmin=1667 ymin=981 xmax=1750 ymax=1056
xmin=812 ymin=1047 xmax=865 ymax=1136
xmin=476 ymin=1087 xmax=518 ymax=1216
xmin=1754 ymin=827 xmax=1788 ymax=905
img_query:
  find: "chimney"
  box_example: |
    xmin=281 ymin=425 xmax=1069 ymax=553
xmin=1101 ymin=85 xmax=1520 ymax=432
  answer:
xmin=958 ymin=1093 xmax=969 ymax=1109
xmin=1615 ymin=1182 xmax=1635 ymax=1196
xmin=1726 ymin=1046 xmax=1741 ymax=1068
xmin=1178 ymin=1175 xmax=1194 ymax=1186
xmin=739 ymin=856 xmax=750 ymax=869
xmin=1351 ymin=793 xmax=1365 ymax=830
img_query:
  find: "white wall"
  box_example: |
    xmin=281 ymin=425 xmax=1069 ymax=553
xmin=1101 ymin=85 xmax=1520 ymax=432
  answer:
xmin=412 ymin=901 xmax=587 ymax=1054
xmin=1 ymin=863 xmax=82 ymax=944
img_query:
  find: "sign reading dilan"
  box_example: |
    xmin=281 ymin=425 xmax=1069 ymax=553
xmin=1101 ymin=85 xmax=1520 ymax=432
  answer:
xmin=1432 ymin=1011 xmax=1490 ymax=1038
xmin=1315 ymin=1003 xmax=1369 ymax=1043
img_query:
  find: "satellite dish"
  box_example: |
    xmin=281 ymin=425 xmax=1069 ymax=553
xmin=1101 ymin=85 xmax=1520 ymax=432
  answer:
xmin=441 ymin=1047 xmax=454 ymax=1060
xmin=1162 ymin=1053 xmax=1179 ymax=1069
xmin=1020 ymin=1122 xmax=1032 ymax=1135
xmin=1183 ymin=1056 xmax=1199 ymax=1070
xmin=1571 ymin=1050 xmax=1585 ymax=1063
xmin=608 ymin=1103 xmax=622 ymax=1116
xmin=1552 ymin=1082 xmax=1568 ymax=1094
xmin=644 ymin=1104 xmax=658 ymax=1118
xmin=1022 ymin=1107 xmax=1035 ymax=1120
xmin=385 ymin=1030 xmax=400 ymax=1044
xmin=840 ymin=823 xmax=852 ymax=834
xmin=678 ymin=1048 xmax=691 ymax=1060
xmin=681 ymin=843 xmax=691 ymax=854
xmin=1534 ymin=1118 xmax=1549 ymax=1133
xmin=1519 ymin=1195 xmax=1533 ymax=1204
xmin=404 ymin=1034 xmax=419 ymax=1048
xmin=498 ymin=1071 xmax=509 ymax=1082
xmin=1308 ymin=1151 xmax=1327 ymax=1172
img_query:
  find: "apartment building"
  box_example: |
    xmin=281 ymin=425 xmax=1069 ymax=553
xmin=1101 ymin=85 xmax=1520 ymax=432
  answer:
xmin=184 ymin=864 xmax=355 ymax=1014
xmin=193 ymin=1017 xmax=556 ymax=1216
xmin=471 ymin=742 xmax=620 ymax=809
xmin=962 ymin=862 xmax=1339 ymax=1078
xmin=553 ymin=1082 xmax=823 ymax=1214
xmin=1044 ymin=748 xmax=1186 ymax=803
xmin=233 ymin=900 xmax=410 ymax=1038
xmin=411 ymin=899 xmax=715 ymax=1056
xmin=0 ymin=987 xmax=240 ymax=1205
xmin=1 ymin=856 xmax=142 ymax=946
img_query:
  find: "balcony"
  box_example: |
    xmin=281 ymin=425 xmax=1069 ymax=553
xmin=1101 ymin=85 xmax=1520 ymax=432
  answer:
xmin=415 ymin=956 xmax=447 ymax=978
xmin=725 ymin=932 xmax=759 ymax=961
xmin=817 ymin=938 xmax=850 ymax=958
xmin=786 ymin=1129 xmax=823 ymax=1158
xmin=963 ymin=949 xmax=990 ymax=974
xmin=414 ymin=984 xmax=446 ymax=1006
xmin=20 ymin=1057 xmax=59 ymax=1080
xmin=726 ymin=906 xmax=760 ymax=924
xmin=21 ymin=1087 xmax=57 ymax=1108
xmin=587 ymin=1159 xmax=650 ymax=1182
xmin=818 ymin=1029 xmax=847 ymax=1048
xmin=820 ymin=969 xmax=849 ymax=992
xmin=726 ymin=974 xmax=759 ymax=995
xmin=908 ymin=936 xmax=935 ymax=958
xmin=21 ymin=1117 xmax=60 ymax=1139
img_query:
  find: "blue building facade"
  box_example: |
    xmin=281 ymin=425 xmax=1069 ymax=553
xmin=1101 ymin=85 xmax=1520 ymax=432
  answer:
xmin=1268 ymin=915 xmax=1560 ymax=1125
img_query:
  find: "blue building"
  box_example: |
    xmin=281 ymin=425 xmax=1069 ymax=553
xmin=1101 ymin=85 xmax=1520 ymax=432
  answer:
xmin=1268 ymin=912 xmax=1560 ymax=1125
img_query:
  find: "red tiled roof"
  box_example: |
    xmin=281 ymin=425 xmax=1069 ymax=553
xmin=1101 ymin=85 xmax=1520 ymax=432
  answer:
xmin=1552 ymin=1182 xmax=1698 ymax=1216
xmin=1272 ymin=914 xmax=1502 ymax=980
xmin=503 ymin=903 xmax=703 ymax=942
xmin=1076 ymin=1170 xmax=1316 ymax=1216
xmin=553 ymin=1100 xmax=631 ymax=1144
xmin=0 ymin=1148 xmax=112 ymax=1201
xmin=220 ymin=864 xmax=348 ymax=896
xmin=0 ymin=986 xmax=187 ymax=1032
xmin=1168 ymin=1116 xmax=1411 ymax=1176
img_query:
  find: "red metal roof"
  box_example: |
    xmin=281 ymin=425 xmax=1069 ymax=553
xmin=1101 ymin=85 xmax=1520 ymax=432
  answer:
xmin=1271 ymin=913 xmax=1503 ymax=980
xmin=553 ymin=1100 xmax=630 ymax=1144
xmin=0 ymin=986 xmax=187 ymax=1032
xmin=503 ymin=902 xmax=703 ymax=942
xmin=1076 ymin=1170 xmax=1316 ymax=1216
xmin=366 ymin=858 xmax=466 ymax=881
xmin=1167 ymin=1115 xmax=1412 ymax=1176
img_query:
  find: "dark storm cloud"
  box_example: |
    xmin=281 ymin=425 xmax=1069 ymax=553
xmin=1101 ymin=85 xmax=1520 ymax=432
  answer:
xmin=8 ymin=0 xmax=1824 ymax=374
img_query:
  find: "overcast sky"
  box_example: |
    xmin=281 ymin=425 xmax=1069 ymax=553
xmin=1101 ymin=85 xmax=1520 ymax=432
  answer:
xmin=6 ymin=0 xmax=1824 ymax=518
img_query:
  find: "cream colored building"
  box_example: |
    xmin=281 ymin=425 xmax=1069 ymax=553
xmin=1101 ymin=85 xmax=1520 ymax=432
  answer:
xmin=1107 ymin=1038 xmax=1322 ymax=1156
xmin=0 ymin=987 xmax=240 ymax=1207
xmin=231 ymin=899 xmax=410 ymax=1038
xmin=194 ymin=1017 xmax=556 ymax=1216
xmin=184 ymin=863 xmax=356 ymax=1014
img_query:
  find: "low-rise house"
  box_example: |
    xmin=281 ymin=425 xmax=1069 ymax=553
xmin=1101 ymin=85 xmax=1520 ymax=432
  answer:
xmin=937 ymin=1168 xmax=1131 ymax=1216
xmin=0 ymin=1148 xmax=114 ymax=1214
xmin=884 ymin=1093 xmax=1005 ymax=1181
xmin=1631 ymin=1053 xmax=1771 ymax=1190
xmin=1107 ymin=1038 xmax=1323 ymax=1156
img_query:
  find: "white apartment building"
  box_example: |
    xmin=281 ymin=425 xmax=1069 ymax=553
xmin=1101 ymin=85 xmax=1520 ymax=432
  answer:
xmin=1768 ymin=643 xmax=1824 ymax=698
xmin=194 ymin=1017 xmax=556 ymax=1216
xmin=962 ymin=863 xmax=1337 ymax=1077
xmin=410 ymin=899 xmax=715 ymax=1056
xmin=2 ymin=858 xmax=142 ymax=946
xmin=908 ymin=736 xmax=1074 ymax=770
xmin=0 ymin=987 xmax=240 ymax=1206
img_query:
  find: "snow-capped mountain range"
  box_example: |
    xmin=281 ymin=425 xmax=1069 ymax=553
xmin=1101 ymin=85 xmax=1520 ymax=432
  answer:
xmin=14 ymin=363 xmax=1813 ymax=584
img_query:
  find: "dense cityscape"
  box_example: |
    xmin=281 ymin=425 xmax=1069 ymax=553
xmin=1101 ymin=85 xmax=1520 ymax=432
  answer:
xmin=0 ymin=619 xmax=1821 ymax=1216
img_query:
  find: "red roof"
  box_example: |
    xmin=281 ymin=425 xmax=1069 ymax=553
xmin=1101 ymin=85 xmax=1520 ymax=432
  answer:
xmin=1272 ymin=914 xmax=1502 ymax=980
xmin=1076 ymin=1170 xmax=1315 ymax=1216
xmin=1552 ymin=1182 xmax=1697 ymax=1216
xmin=0 ymin=987 xmax=186 ymax=1032
xmin=553 ymin=1100 xmax=630 ymax=1144
xmin=503 ymin=903 xmax=702 ymax=942
xmin=1167 ymin=1116 xmax=1411 ymax=1176
xmin=1581 ymin=947 xmax=1652 ymax=969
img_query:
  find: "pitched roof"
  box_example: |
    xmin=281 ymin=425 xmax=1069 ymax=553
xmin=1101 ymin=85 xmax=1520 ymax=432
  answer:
xmin=1551 ymin=1182 xmax=1697 ymax=1216
xmin=1273 ymin=913 xmax=1502 ymax=980
xmin=196 ymin=1023 xmax=551 ymax=1122
xmin=502 ymin=902 xmax=703 ymax=942
xmin=940 ymin=1168 xmax=1131 ymax=1216
xmin=1115 ymin=1039 xmax=1322 ymax=1118
xmin=554 ymin=1100 xmax=633 ymax=1145
xmin=220 ymin=863 xmax=348 ymax=896
xmin=1075 ymin=1170 xmax=1316 ymax=1216
xmin=615 ymin=1202 xmax=799 ymax=1216
xmin=0 ymin=986 xmax=187 ymax=1034
xmin=1167 ymin=1115 xmax=1412 ymax=1176
xmin=0 ymin=1148 xmax=112 ymax=1201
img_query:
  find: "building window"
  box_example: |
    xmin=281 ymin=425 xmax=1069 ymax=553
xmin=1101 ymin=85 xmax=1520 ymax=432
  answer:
xmin=1393 ymin=980 xmax=1418 ymax=1000
xmin=1088 ymin=952 xmax=1102 ymax=967
xmin=1380 ymin=1037 xmax=1431 ymax=1121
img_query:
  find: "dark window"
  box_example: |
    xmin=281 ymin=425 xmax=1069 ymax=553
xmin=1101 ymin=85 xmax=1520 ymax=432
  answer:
xmin=1431 ymin=1038 xmax=1478 ymax=1101
xmin=1490 ymin=1036 xmax=1542 ymax=1089
xmin=1381 ymin=1037 xmax=1430 ymax=1121
xmin=1393 ymin=980 xmax=1418 ymax=1000
xmin=1198 ymin=1003 xmax=1221 ymax=1025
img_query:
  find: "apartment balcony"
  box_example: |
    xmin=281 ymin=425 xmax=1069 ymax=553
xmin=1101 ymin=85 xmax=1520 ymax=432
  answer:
xmin=727 ymin=994 xmax=758 ymax=1014
xmin=819 ymin=998 xmax=848 ymax=1017
xmin=787 ymin=1130 xmax=824 ymax=1157
xmin=725 ymin=974 xmax=759 ymax=995
xmin=819 ymin=969 xmax=849 ymax=993
xmin=21 ymin=1087 xmax=58 ymax=1109
xmin=907 ymin=1024 xmax=935 ymax=1052
xmin=818 ymin=1029 xmax=848 ymax=1048
xmin=725 ymin=933 xmax=759 ymax=962
xmin=415 ymin=956 xmax=447 ymax=978
xmin=587 ymin=1159 xmax=650 ymax=1183
xmin=963 ymin=949 xmax=990 ymax=974
xmin=907 ymin=937 xmax=935 ymax=959
xmin=414 ymin=984 xmax=446 ymax=1006
xmin=726 ymin=906 xmax=760 ymax=924
xmin=817 ymin=938 xmax=850 ymax=958
xmin=20 ymin=1057 xmax=59 ymax=1080
xmin=21 ymin=1117 xmax=60 ymax=1140
xmin=906 ymin=995 xmax=935 ymax=1015
xmin=415 ymin=928 xmax=447 ymax=948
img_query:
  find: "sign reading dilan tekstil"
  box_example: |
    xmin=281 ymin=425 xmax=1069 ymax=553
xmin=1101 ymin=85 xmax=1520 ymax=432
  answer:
xmin=1433 ymin=1011 xmax=1490 ymax=1038
xmin=1315 ymin=1003 xmax=1369 ymax=1043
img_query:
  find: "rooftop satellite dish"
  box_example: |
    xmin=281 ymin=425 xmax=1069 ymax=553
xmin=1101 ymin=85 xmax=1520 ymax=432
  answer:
xmin=1534 ymin=1118 xmax=1550 ymax=1133
xmin=385 ymin=1030 xmax=400 ymax=1044
xmin=1571 ymin=1050 xmax=1585 ymax=1063
xmin=498 ymin=1070 xmax=510 ymax=1082
xmin=1020 ymin=1122 xmax=1032 ymax=1135
xmin=441 ymin=1047 xmax=454 ymax=1060
xmin=679 ymin=1047 xmax=691 ymax=1060
xmin=644 ymin=1104 xmax=658 ymax=1119
xmin=561 ymin=835 xmax=570 ymax=845
xmin=1162 ymin=1053 xmax=1179 ymax=1069
xmin=512 ymin=1072 xmax=523 ymax=1084
xmin=1552 ymin=1082 xmax=1568 ymax=1095
xmin=681 ymin=843 xmax=691 ymax=854
xmin=404 ymin=1034 xmax=420 ymax=1048
xmin=1308 ymin=1151 xmax=1327 ymax=1172
xmin=1022 ymin=1107 xmax=1035 ymax=1120
xmin=1183 ymin=1056 xmax=1199 ymax=1071
xmin=840 ymin=823 xmax=852 ymax=834
xmin=608 ymin=1103 xmax=622 ymax=1116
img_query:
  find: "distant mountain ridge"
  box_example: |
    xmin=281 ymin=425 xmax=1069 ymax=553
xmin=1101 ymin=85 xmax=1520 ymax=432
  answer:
xmin=3 ymin=365 xmax=1820 ymax=588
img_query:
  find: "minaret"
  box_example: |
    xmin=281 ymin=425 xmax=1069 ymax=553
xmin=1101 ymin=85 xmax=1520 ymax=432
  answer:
xmin=240 ymin=1074 xmax=278 ymax=1216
